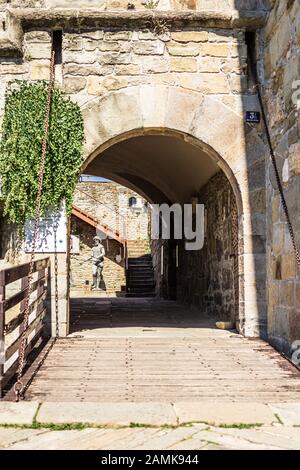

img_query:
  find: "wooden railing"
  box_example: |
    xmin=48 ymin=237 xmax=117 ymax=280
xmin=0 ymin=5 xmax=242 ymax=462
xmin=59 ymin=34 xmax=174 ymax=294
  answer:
xmin=0 ymin=257 xmax=50 ymax=398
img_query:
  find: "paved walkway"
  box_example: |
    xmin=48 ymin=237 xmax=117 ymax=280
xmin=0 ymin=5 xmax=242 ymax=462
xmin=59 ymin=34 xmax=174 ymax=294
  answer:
xmin=1 ymin=421 xmax=300 ymax=450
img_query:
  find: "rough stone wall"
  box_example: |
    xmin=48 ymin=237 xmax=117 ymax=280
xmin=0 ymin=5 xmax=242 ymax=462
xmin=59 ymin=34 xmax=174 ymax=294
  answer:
xmin=60 ymin=29 xmax=248 ymax=113
xmin=0 ymin=3 xmax=269 ymax=339
xmin=0 ymin=213 xmax=20 ymax=267
xmin=151 ymin=238 xmax=169 ymax=298
xmin=261 ymin=0 xmax=300 ymax=354
xmin=70 ymin=214 xmax=126 ymax=294
xmin=0 ymin=19 xmax=257 ymax=119
xmin=70 ymin=181 xmax=150 ymax=293
xmin=73 ymin=181 xmax=149 ymax=241
xmin=176 ymin=171 xmax=238 ymax=320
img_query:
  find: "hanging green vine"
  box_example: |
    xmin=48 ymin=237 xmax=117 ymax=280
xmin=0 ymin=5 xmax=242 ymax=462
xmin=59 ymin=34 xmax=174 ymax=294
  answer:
xmin=0 ymin=81 xmax=84 ymax=227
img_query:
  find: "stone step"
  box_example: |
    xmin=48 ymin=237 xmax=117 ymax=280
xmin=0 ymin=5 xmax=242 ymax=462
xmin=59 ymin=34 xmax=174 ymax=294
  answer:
xmin=127 ymin=287 xmax=156 ymax=294
xmin=125 ymin=292 xmax=156 ymax=298
xmin=128 ymin=269 xmax=153 ymax=274
xmin=128 ymin=282 xmax=155 ymax=288
xmin=128 ymin=263 xmax=153 ymax=268
xmin=127 ymin=276 xmax=155 ymax=283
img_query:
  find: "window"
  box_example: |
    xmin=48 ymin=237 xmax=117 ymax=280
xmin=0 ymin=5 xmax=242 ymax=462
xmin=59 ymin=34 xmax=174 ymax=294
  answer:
xmin=128 ymin=196 xmax=137 ymax=208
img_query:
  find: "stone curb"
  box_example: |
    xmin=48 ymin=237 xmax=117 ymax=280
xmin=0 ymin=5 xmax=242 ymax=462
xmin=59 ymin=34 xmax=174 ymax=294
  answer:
xmin=37 ymin=402 xmax=178 ymax=426
xmin=174 ymin=402 xmax=277 ymax=426
xmin=0 ymin=402 xmax=39 ymax=425
xmin=269 ymin=403 xmax=300 ymax=426
xmin=0 ymin=402 xmax=299 ymax=427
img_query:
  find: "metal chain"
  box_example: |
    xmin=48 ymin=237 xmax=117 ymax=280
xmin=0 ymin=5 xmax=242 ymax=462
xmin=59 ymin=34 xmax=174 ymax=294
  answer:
xmin=257 ymin=94 xmax=300 ymax=273
xmin=53 ymin=221 xmax=59 ymax=338
xmin=14 ymin=47 xmax=56 ymax=402
xmin=248 ymin=45 xmax=300 ymax=275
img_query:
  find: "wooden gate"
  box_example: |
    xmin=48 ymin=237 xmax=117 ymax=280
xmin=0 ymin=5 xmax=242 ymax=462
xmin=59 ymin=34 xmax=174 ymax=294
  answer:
xmin=0 ymin=257 xmax=50 ymax=397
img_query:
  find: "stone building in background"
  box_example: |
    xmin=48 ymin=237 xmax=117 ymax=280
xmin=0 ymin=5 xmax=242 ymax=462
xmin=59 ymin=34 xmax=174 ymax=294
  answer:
xmin=70 ymin=179 xmax=150 ymax=296
xmin=0 ymin=0 xmax=299 ymax=356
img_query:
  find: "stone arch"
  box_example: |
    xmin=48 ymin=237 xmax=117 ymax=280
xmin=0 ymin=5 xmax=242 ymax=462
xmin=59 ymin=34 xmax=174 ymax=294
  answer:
xmin=81 ymin=85 xmax=267 ymax=337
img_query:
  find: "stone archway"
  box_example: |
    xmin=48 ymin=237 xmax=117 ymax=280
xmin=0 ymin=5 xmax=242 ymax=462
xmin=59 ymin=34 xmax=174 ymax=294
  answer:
xmin=80 ymin=85 xmax=267 ymax=338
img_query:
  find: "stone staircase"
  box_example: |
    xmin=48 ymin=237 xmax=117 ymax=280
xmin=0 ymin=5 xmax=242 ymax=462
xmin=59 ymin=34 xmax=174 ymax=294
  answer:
xmin=126 ymin=240 xmax=155 ymax=298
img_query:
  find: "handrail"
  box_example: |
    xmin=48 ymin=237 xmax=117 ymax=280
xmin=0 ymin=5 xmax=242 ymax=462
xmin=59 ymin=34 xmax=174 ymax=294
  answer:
xmin=0 ymin=257 xmax=50 ymax=398
xmin=72 ymin=206 xmax=127 ymax=244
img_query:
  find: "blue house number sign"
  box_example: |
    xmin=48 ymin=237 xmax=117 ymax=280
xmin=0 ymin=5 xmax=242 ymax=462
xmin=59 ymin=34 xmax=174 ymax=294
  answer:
xmin=246 ymin=111 xmax=261 ymax=123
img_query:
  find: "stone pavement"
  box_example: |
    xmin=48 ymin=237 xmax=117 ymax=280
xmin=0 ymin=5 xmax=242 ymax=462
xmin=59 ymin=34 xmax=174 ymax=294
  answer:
xmin=0 ymin=401 xmax=300 ymax=449
xmin=1 ymin=422 xmax=300 ymax=450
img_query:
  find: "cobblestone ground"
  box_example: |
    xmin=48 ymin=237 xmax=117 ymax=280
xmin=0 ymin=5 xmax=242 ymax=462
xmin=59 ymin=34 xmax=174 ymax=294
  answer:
xmin=1 ymin=424 xmax=300 ymax=450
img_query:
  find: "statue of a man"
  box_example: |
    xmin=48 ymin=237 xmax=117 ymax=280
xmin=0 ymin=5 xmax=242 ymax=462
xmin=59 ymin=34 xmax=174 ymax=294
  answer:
xmin=91 ymin=236 xmax=105 ymax=289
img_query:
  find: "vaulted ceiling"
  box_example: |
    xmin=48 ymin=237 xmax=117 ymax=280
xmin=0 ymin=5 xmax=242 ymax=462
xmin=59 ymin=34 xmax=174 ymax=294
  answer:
xmin=85 ymin=134 xmax=219 ymax=203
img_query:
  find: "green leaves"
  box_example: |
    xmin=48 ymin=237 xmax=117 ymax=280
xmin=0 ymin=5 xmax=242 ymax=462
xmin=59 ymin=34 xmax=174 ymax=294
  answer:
xmin=0 ymin=81 xmax=84 ymax=227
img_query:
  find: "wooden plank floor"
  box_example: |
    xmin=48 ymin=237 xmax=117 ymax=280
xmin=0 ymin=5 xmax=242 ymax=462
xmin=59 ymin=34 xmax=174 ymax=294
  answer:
xmin=25 ymin=298 xmax=300 ymax=402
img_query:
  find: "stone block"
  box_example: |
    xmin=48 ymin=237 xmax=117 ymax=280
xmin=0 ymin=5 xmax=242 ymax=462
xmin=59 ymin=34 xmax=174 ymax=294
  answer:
xmin=37 ymin=402 xmax=177 ymax=426
xmin=281 ymin=254 xmax=297 ymax=279
xmin=102 ymin=76 xmax=128 ymax=91
xmin=174 ymin=402 xmax=276 ymax=426
xmin=178 ymin=73 xmax=229 ymax=94
xmin=133 ymin=40 xmax=165 ymax=55
xmin=228 ymin=75 xmax=247 ymax=94
xmin=115 ymin=64 xmax=141 ymax=75
xmin=63 ymin=64 xmax=114 ymax=76
xmin=272 ymin=225 xmax=284 ymax=255
xmin=99 ymin=41 xmax=121 ymax=52
xmin=198 ymin=56 xmax=221 ymax=72
xmin=63 ymin=77 xmax=86 ymax=93
xmin=280 ymin=283 xmax=294 ymax=307
xmin=165 ymin=87 xmax=204 ymax=134
xmin=0 ymin=402 xmax=39 ymax=425
xmin=288 ymin=309 xmax=300 ymax=343
xmin=141 ymin=56 xmax=169 ymax=74
xmin=200 ymin=43 xmax=231 ymax=57
xmin=29 ymin=61 xmax=51 ymax=80
xmin=167 ymin=42 xmax=201 ymax=56
xmin=100 ymin=53 xmax=132 ymax=65
xmin=289 ymin=142 xmax=300 ymax=177
xmin=105 ymin=31 xmax=131 ymax=41
xmin=296 ymin=283 xmax=300 ymax=309
xmin=63 ymin=51 xmax=96 ymax=64
xmin=170 ymin=57 xmax=197 ymax=72
xmin=272 ymin=196 xmax=280 ymax=223
xmin=140 ymin=84 xmax=168 ymax=128
xmin=269 ymin=403 xmax=300 ymax=426
xmin=171 ymin=31 xmax=208 ymax=42
xmin=221 ymin=58 xmax=244 ymax=74
xmin=86 ymin=76 xmax=105 ymax=95
xmin=269 ymin=281 xmax=280 ymax=308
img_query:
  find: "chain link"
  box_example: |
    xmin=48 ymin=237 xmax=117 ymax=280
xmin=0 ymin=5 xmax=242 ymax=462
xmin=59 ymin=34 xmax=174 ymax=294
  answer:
xmin=14 ymin=47 xmax=56 ymax=402
xmin=53 ymin=221 xmax=59 ymax=338
xmin=248 ymin=45 xmax=300 ymax=276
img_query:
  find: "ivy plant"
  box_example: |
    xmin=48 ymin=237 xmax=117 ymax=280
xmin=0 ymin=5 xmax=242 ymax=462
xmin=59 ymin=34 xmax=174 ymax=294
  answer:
xmin=0 ymin=81 xmax=84 ymax=227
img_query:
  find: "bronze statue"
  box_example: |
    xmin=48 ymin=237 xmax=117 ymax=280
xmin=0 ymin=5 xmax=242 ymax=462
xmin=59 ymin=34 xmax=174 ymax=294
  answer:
xmin=91 ymin=236 xmax=105 ymax=289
